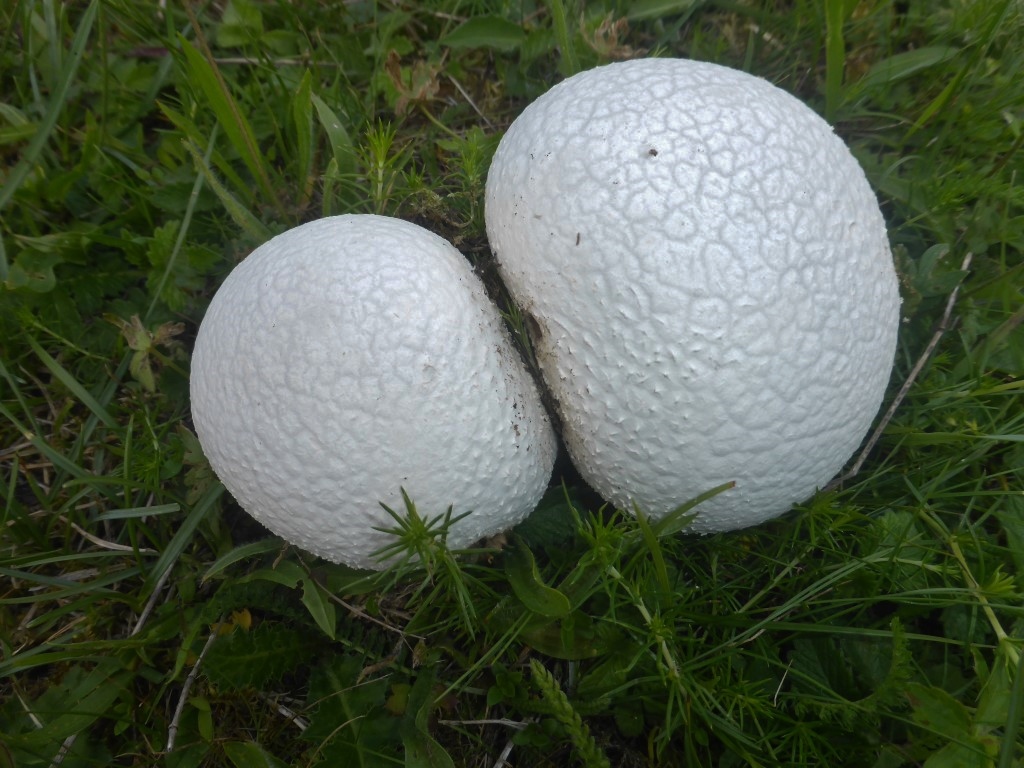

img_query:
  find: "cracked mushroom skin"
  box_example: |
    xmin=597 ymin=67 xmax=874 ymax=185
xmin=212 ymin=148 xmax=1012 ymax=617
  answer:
xmin=485 ymin=58 xmax=900 ymax=532
xmin=190 ymin=214 xmax=557 ymax=569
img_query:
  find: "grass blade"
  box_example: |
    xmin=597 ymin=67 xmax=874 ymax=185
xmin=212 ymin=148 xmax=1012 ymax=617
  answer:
xmin=183 ymin=137 xmax=272 ymax=243
xmin=0 ymin=228 xmax=7 ymax=283
xmin=292 ymin=69 xmax=315 ymax=207
xmin=0 ymin=0 xmax=98 ymax=212
xmin=824 ymin=0 xmax=846 ymax=121
xmin=96 ymin=503 xmax=181 ymax=521
xmin=627 ymin=0 xmax=702 ymax=21
xmin=548 ymin=0 xmax=579 ymax=76
xmin=177 ymin=35 xmax=282 ymax=216
xmin=145 ymin=124 xmax=214 ymax=322
xmin=650 ymin=480 xmax=734 ymax=538
xmin=26 ymin=336 xmax=116 ymax=428
xmin=0 ymin=400 xmax=90 ymax=480
xmin=632 ymin=504 xmax=670 ymax=597
xmin=145 ymin=481 xmax=224 ymax=592
xmin=202 ymin=539 xmax=287 ymax=582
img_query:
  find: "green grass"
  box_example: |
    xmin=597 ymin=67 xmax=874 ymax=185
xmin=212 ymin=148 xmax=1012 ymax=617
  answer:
xmin=1 ymin=0 xmax=1022 ymax=766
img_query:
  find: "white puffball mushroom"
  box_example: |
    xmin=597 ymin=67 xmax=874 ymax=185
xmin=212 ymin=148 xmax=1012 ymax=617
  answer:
xmin=485 ymin=58 xmax=900 ymax=532
xmin=190 ymin=214 xmax=557 ymax=569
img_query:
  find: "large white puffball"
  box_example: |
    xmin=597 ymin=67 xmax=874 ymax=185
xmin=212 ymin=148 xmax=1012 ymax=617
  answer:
xmin=485 ymin=59 xmax=900 ymax=532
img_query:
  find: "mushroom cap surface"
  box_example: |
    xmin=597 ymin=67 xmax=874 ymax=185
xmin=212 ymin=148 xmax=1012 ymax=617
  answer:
xmin=190 ymin=214 xmax=556 ymax=568
xmin=485 ymin=58 xmax=900 ymax=532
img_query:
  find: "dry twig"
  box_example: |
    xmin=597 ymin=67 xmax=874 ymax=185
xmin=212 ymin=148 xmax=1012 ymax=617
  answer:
xmin=166 ymin=627 xmax=219 ymax=752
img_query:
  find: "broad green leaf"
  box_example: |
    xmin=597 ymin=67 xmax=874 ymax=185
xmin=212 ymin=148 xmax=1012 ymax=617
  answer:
xmin=521 ymin=613 xmax=603 ymax=660
xmin=4 ymin=251 xmax=61 ymax=292
xmin=400 ymin=667 xmax=456 ymax=768
xmin=203 ymin=626 xmax=312 ymax=689
xmin=976 ymin=641 xmax=1014 ymax=726
xmin=131 ymin=350 xmax=153 ymax=392
xmin=506 ymin=538 xmax=571 ymax=618
xmin=442 ymin=16 xmax=525 ymax=51
xmin=13 ymin=229 xmax=94 ymax=254
xmin=223 ymin=741 xmax=287 ymax=768
xmin=302 ymin=578 xmax=337 ymax=639
xmin=311 ymin=93 xmax=356 ymax=177
xmin=192 ymin=696 xmax=214 ymax=741
xmin=852 ymin=46 xmax=960 ymax=95
xmin=512 ymin=485 xmax=579 ymax=549
xmin=6 ymin=660 xmax=129 ymax=748
xmin=576 ymin=640 xmax=645 ymax=699
xmin=164 ymin=743 xmax=210 ymax=768
xmin=302 ymin=655 xmax=401 ymax=766
xmin=905 ymin=682 xmax=972 ymax=737
xmin=614 ymin=702 xmax=645 ymax=738
xmin=922 ymin=738 xmax=993 ymax=768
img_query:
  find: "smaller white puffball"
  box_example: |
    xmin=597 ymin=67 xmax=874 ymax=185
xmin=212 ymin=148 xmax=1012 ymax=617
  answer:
xmin=190 ymin=215 xmax=557 ymax=569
